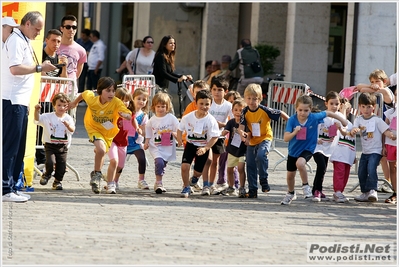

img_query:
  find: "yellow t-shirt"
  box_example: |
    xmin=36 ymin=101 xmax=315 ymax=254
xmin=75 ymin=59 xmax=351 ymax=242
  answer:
xmin=82 ymin=90 xmax=132 ymax=147
xmin=240 ymin=105 xmax=281 ymax=146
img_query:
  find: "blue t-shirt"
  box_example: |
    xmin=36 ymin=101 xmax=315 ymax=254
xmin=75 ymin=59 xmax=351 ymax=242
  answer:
xmin=285 ymin=111 xmax=326 ymax=157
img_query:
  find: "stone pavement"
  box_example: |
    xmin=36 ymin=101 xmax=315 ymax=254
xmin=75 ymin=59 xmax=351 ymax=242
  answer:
xmin=2 ymin=106 xmax=397 ymax=266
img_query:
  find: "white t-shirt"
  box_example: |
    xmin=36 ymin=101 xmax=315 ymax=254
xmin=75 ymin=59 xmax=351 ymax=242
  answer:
xmin=353 ymin=115 xmax=389 ymax=155
xmin=330 ymin=121 xmax=356 ymax=165
xmin=384 ymin=107 xmax=397 ymax=147
xmin=35 ymin=112 xmax=75 ymax=147
xmin=314 ymin=112 xmax=344 ymax=157
xmin=209 ymin=99 xmax=233 ymax=135
xmin=88 ymin=39 xmax=106 ymax=70
xmin=127 ymin=48 xmax=155 ymax=75
xmin=2 ymin=29 xmax=35 ymax=106
xmin=145 ymin=113 xmax=179 ymax=162
xmin=178 ymin=111 xmax=220 ymax=147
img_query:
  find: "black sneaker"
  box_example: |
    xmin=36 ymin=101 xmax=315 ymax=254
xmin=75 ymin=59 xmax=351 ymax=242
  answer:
xmin=40 ymin=175 xmax=50 ymax=185
xmin=248 ymin=190 xmax=258 ymax=198
xmin=52 ymin=181 xmax=63 ymax=190
xmin=261 ymin=183 xmax=270 ymax=193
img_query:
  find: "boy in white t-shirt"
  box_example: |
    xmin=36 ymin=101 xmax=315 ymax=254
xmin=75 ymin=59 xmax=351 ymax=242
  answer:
xmin=201 ymin=76 xmax=233 ymax=196
xmin=177 ymin=90 xmax=220 ymax=198
xmin=34 ymin=93 xmax=75 ymax=190
xmin=350 ymin=93 xmax=396 ymax=202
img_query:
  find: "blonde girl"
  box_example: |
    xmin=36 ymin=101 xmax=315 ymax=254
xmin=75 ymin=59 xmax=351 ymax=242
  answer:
xmin=281 ymin=95 xmax=348 ymax=205
xmin=126 ymin=87 xmax=150 ymax=189
xmin=144 ymin=93 xmax=179 ymax=193
xmin=105 ymin=88 xmax=140 ymax=193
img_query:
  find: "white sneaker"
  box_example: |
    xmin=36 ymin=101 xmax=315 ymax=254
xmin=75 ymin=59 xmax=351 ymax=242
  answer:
xmin=137 ymin=180 xmax=149 ymax=190
xmin=302 ymin=185 xmax=312 ymax=199
xmin=115 ymin=182 xmax=119 ymax=190
xmin=281 ymin=192 xmax=297 ymax=205
xmin=105 ymin=182 xmax=116 ymax=194
xmin=201 ymin=186 xmax=210 ymax=196
xmin=333 ymin=191 xmax=348 ymax=203
xmin=367 ymin=190 xmax=378 ymax=202
xmin=16 ymin=191 xmax=31 ymax=200
xmin=2 ymin=192 xmax=28 ymax=202
xmin=354 ymin=192 xmax=369 ymax=202
xmin=154 ymin=183 xmax=166 ymax=194
xmin=216 ymin=183 xmax=228 ymax=191
xmin=210 ymin=185 xmax=221 ymax=195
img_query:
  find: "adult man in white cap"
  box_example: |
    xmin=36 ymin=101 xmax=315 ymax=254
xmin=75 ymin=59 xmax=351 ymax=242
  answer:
xmin=2 ymin=11 xmax=57 ymax=202
xmin=2 ymin=16 xmax=19 ymax=46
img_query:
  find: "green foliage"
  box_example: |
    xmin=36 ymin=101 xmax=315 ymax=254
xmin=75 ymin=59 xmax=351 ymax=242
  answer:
xmin=254 ymin=43 xmax=281 ymax=75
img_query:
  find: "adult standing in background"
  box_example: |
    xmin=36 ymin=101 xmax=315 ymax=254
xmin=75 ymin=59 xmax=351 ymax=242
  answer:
xmin=2 ymin=11 xmax=57 ymax=202
xmin=227 ymin=39 xmax=264 ymax=96
xmin=76 ymin=28 xmax=93 ymax=92
xmin=2 ymin=17 xmax=19 ymax=46
xmin=126 ymin=36 xmax=155 ymax=75
xmin=87 ymin=30 xmax=106 ymax=90
xmin=152 ymin=35 xmax=192 ymax=92
xmin=58 ymin=15 xmax=87 ymax=93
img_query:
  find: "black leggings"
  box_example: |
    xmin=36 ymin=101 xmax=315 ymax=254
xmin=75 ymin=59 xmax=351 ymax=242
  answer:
xmin=312 ymin=152 xmax=329 ymax=193
xmin=130 ymin=149 xmax=146 ymax=174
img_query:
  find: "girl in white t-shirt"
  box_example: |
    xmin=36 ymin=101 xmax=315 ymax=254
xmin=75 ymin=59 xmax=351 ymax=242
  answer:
xmin=312 ymin=91 xmax=346 ymax=202
xmin=330 ymin=99 xmax=356 ymax=203
xmin=144 ymin=92 xmax=179 ymax=193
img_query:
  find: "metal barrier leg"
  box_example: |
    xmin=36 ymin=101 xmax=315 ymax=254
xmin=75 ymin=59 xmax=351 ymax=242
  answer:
xmin=66 ymin=162 xmax=80 ymax=181
xmin=348 ymin=179 xmax=393 ymax=193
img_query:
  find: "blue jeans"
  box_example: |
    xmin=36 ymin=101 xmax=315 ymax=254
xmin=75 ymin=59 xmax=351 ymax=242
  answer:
xmin=246 ymin=140 xmax=271 ymax=191
xmin=358 ymin=153 xmax=382 ymax=193
xmin=2 ymin=100 xmax=28 ymax=195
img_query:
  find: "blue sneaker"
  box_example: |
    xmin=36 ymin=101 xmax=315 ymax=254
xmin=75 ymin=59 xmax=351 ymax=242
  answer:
xmin=181 ymin=186 xmax=191 ymax=198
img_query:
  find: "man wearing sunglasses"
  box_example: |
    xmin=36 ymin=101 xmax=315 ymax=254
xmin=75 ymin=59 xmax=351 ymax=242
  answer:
xmin=59 ymin=15 xmax=87 ymax=94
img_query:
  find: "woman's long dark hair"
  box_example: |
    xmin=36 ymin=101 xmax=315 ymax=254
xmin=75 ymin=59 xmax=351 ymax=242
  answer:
xmin=154 ymin=35 xmax=176 ymax=71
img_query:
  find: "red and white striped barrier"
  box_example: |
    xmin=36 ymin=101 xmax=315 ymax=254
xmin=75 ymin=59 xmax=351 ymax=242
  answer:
xmin=272 ymin=85 xmax=303 ymax=104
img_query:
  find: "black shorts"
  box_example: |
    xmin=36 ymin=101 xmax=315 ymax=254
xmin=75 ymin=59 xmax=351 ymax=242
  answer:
xmin=287 ymin=150 xmax=313 ymax=172
xmin=211 ymin=138 xmax=225 ymax=155
xmin=182 ymin=142 xmax=210 ymax=173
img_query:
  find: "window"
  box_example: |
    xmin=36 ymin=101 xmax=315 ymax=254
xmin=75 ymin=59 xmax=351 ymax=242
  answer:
xmin=328 ymin=4 xmax=347 ymax=73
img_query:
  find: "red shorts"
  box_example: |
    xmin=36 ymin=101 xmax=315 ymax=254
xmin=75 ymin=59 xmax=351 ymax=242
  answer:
xmin=385 ymin=144 xmax=397 ymax=162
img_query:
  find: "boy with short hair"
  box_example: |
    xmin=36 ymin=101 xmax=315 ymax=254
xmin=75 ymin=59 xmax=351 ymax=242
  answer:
xmin=201 ymin=76 xmax=233 ymax=196
xmin=239 ymin=83 xmax=289 ymax=198
xmin=181 ymin=80 xmax=210 ymax=192
xmin=34 ymin=93 xmax=75 ymax=190
xmin=350 ymin=93 xmax=396 ymax=202
xmin=177 ymin=90 xmax=219 ymax=198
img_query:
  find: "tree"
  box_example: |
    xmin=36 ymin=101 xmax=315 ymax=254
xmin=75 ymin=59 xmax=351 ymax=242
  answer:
xmin=254 ymin=43 xmax=281 ymax=75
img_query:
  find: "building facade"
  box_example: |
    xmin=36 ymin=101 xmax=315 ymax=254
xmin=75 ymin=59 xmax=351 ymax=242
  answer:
xmin=44 ymin=2 xmax=397 ymax=100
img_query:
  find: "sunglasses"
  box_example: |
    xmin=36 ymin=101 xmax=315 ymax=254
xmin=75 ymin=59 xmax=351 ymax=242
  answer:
xmin=146 ymin=41 xmax=154 ymax=44
xmin=63 ymin=25 xmax=77 ymax=30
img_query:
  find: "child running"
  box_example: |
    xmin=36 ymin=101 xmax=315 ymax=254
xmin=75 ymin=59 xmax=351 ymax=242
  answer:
xmin=384 ymin=87 xmax=397 ymax=204
xmin=69 ymin=77 xmax=132 ymax=194
xmin=104 ymin=87 xmax=140 ymax=194
xmin=281 ymin=95 xmax=348 ymax=205
xmin=144 ymin=92 xmax=179 ymax=193
xmin=177 ymin=90 xmax=219 ymax=198
xmin=329 ymin=98 xmax=355 ymax=203
xmin=34 ymin=92 xmax=75 ymax=190
xmin=221 ymin=98 xmax=247 ymax=197
xmin=126 ymin=87 xmax=150 ymax=190
xmin=311 ymin=91 xmax=346 ymax=202
xmin=239 ymin=84 xmax=289 ymax=198
xmin=350 ymin=93 xmax=396 ymax=202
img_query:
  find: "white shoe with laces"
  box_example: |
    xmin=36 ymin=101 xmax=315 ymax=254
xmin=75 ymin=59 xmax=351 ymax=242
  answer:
xmin=302 ymin=185 xmax=312 ymax=199
xmin=137 ymin=180 xmax=149 ymax=190
xmin=16 ymin=191 xmax=31 ymax=200
xmin=2 ymin=192 xmax=29 ymax=202
xmin=281 ymin=192 xmax=297 ymax=205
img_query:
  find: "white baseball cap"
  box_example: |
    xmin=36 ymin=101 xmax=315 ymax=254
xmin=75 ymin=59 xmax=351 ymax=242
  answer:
xmin=2 ymin=17 xmax=19 ymax=27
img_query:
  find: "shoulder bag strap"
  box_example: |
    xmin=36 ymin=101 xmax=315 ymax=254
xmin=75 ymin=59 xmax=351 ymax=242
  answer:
xmin=133 ymin=48 xmax=140 ymax=74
